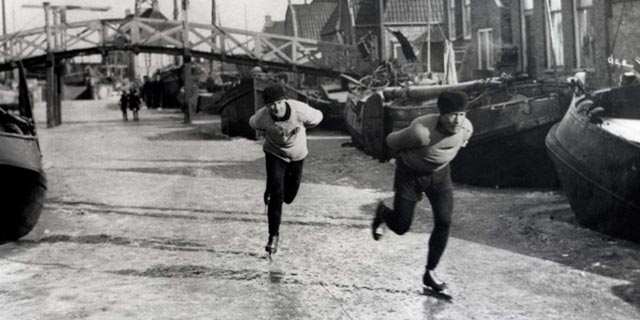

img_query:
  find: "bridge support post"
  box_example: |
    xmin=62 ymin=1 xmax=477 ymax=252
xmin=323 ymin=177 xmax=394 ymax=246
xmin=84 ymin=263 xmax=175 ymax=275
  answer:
xmin=54 ymin=59 xmax=63 ymax=125
xmin=43 ymin=2 xmax=56 ymax=128
xmin=45 ymin=55 xmax=55 ymax=128
xmin=183 ymin=54 xmax=192 ymax=124
xmin=181 ymin=0 xmax=192 ymax=124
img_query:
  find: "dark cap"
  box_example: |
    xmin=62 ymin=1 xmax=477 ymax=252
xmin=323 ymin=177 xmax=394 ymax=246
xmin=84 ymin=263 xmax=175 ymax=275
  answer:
xmin=263 ymin=85 xmax=286 ymax=105
xmin=437 ymin=91 xmax=469 ymax=114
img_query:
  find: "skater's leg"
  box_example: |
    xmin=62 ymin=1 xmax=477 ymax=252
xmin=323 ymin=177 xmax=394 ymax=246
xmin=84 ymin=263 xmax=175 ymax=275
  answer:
xmin=265 ymin=153 xmax=286 ymax=237
xmin=380 ymin=194 xmax=417 ymax=235
xmin=424 ymin=180 xmax=454 ymax=270
xmin=373 ymin=159 xmax=420 ymax=239
xmin=283 ymin=159 xmax=304 ymax=204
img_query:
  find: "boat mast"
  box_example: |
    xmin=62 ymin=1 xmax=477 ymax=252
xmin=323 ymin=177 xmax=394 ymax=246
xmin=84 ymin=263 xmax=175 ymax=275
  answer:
xmin=378 ymin=0 xmax=385 ymax=64
xmin=544 ymin=0 xmax=559 ymax=85
xmin=427 ymin=0 xmax=431 ymax=74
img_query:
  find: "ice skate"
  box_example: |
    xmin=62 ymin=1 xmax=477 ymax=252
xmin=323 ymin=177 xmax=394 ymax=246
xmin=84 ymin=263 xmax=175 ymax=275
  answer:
xmin=371 ymin=201 xmax=385 ymax=241
xmin=422 ymin=269 xmax=452 ymax=300
xmin=265 ymin=235 xmax=279 ymax=260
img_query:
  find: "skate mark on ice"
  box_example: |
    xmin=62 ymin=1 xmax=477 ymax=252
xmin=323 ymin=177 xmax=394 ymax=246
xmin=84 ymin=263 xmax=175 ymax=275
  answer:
xmin=112 ymin=264 xmax=419 ymax=296
xmin=46 ymin=201 xmax=370 ymax=228
xmin=19 ymin=234 xmax=263 ymax=258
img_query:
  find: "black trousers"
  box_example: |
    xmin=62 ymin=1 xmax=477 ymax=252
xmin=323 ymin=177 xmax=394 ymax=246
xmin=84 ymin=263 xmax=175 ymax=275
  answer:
xmin=381 ymin=161 xmax=454 ymax=271
xmin=265 ymin=153 xmax=304 ymax=237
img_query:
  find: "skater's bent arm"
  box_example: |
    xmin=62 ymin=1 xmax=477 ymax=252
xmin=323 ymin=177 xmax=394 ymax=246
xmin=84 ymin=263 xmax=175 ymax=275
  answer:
xmin=386 ymin=122 xmax=431 ymax=151
xmin=297 ymin=102 xmax=323 ymax=128
xmin=249 ymin=108 xmax=269 ymax=131
xmin=460 ymin=120 xmax=474 ymax=148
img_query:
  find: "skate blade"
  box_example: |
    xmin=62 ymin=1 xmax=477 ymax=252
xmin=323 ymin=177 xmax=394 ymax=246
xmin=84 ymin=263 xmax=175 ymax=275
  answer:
xmin=422 ymin=286 xmax=453 ymax=301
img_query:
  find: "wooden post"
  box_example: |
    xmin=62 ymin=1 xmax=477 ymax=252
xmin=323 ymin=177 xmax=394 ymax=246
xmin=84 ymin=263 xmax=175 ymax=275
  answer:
xmin=129 ymin=10 xmax=140 ymax=84
xmin=427 ymin=0 xmax=431 ymax=73
xmin=55 ymin=59 xmax=62 ymax=125
xmin=377 ymin=0 xmax=385 ymax=63
xmin=174 ymin=0 xmax=182 ymax=66
xmin=44 ymin=2 xmax=55 ymax=128
xmin=182 ymin=0 xmax=192 ymax=124
xmin=1 ymin=0 xmax=5 ymax=83
xmin=210 ymin=0 xmax=216 ymax=75
xmin=52 ymin=9 xmax=59 ymax=50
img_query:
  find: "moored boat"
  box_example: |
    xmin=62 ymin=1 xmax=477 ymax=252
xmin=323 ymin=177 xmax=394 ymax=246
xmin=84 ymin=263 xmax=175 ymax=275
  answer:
xmin=344 ymin=77 xmax=572 ymax=187
xmin=218 ymin=77 xmax=343 ymax=139
xmin=545 ymin=83 xmax=640 ymax=241
xmin=0 ymin=64 xmax=47 ymax=244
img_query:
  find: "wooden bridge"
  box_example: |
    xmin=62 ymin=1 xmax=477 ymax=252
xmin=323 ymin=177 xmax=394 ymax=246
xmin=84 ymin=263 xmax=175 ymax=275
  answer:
xmin=0 ymin=15 xmax=370 ymax=126
xmin=0 ymin=17 xmax=368 ymax=76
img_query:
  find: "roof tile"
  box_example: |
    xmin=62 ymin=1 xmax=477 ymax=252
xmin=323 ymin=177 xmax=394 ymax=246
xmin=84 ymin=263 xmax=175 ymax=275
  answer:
xmin=352 ymin=0 xmax=444 ymax=25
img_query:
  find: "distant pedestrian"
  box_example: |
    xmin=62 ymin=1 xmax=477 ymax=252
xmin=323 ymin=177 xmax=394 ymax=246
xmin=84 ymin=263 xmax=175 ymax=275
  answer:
xmin=371 ymin=91 xmax=473 ymax=295
xmin=142 ymin=75 xmax=152 ymax=107
xmin=119 ymin=91 xmax=129 ymax=121
xmin=128 ymin=89 xmax=141 ymax=121
xmin=249 ymin=84 xmax=323 ymax=257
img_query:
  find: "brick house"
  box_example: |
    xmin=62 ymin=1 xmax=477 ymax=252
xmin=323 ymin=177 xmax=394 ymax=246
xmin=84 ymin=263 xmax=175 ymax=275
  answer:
xmin=321 ymin=0 xmax=450 ymax=73
xmin=284 ymin=0 xmax=339 ymax=39
xmin=461 ymin=0 xmax=640 ymax=87
xmin=262 ymin=15 xmax=286 ymax=35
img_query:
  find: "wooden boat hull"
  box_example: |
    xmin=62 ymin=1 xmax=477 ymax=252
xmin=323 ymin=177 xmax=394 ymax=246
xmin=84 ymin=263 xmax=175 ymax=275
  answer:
xmin=344 ymin=81 xmax=571 ymax=187
xmin=0 ymin=132 xmax=47 ymax=244
xmin=219 ymin=78 xmax=344 ymax=139
xmin=545 ymin=85 xmax=640 ymax=241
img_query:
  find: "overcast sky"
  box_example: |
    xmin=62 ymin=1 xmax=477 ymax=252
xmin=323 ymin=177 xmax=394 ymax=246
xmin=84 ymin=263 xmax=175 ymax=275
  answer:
xmin=3 ymin=0 xmax=301 ymax=34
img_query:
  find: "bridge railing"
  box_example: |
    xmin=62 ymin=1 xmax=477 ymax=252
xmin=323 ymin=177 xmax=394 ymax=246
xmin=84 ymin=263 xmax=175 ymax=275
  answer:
xmin=0 ymin=17 xmax=370 ymax=75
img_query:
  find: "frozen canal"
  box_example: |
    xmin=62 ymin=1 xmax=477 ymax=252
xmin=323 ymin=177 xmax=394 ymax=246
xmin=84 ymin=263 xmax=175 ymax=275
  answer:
xmin=1 ymin=99 xmax=640 ymax=319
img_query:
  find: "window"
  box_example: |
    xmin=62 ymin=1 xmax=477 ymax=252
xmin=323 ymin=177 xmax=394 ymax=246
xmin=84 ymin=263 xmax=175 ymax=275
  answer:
xmin=462 ymin=0 xmax=471 ymax=39
xmin=546 ymin=0 xmax=564 ymax=67
xmin=575 ymin=0 xmax=594 ymax=69
xmin=449 ymin=0 xmax=457 ymax=40
xmin=477 ymin=28 xmax=494 ymax=70
xmin=392 ymin=43 xmax=407 ymax=64
xmin=521 ymin=0 xmax=534 ymax=70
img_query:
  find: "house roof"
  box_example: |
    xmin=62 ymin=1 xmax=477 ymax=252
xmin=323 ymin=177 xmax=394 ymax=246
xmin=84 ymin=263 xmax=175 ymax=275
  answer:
xmin=321 ymin=4 xmax=341 ymax=37
xmin=289 ymin=0 xmax=338 ymax=40
xmin=263 ymin=20 xmax=286 ymax=35
xmin=352 ymin=0 xmax=444 ymax=26
xmin=139 ymin=7 xmax=168 ymax=20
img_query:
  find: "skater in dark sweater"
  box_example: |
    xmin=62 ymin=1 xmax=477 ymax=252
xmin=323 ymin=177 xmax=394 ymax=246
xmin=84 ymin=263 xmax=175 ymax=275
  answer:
xmin=371 ymin=91 xmax=473 ymax=293
xmin=119 ymin=90 xmax=129 ymax=121
xmin=249 ymin=85 xmax=323 ymax=257
xmin=128 ymin=89 xmax=141 ymax=121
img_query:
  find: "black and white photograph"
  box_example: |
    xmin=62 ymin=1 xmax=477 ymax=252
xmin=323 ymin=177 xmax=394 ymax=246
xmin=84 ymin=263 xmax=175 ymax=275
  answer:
xmin=1 ymin=0 xmax=639 ymax=319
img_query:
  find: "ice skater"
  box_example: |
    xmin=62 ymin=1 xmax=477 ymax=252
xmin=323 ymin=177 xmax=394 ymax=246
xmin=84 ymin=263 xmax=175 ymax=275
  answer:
xmin=128 ymin=88 xmax=141 ymax=121
xmin=119 ymin=90 xmax=129 ymax=121
xmin=371 ymin=91 xmax=473 ymax=296
xmin=249 ymin=85 xmax=323 ymax=258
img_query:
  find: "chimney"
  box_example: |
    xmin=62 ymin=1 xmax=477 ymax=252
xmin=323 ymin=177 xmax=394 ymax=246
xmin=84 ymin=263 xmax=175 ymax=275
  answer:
xmin=152 ymin=0 xmax=159 ymax=10
xmin=125 ymin=9 xmax=132 ymax=17
xmin=265 ymin=15 xmax=273 ymax=28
